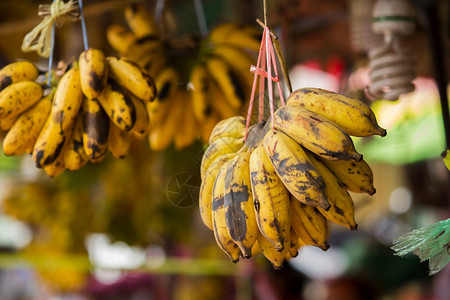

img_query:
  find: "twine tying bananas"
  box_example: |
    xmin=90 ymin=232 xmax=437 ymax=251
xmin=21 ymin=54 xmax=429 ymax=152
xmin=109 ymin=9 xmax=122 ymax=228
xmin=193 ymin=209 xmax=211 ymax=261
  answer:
xmin=21 ymin=0 xmax=80 ymax=58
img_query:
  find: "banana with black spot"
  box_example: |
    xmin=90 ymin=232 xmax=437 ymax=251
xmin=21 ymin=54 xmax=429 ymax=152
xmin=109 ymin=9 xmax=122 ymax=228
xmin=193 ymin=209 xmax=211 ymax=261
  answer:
xmin=189 ymin=63 xmax=212 ymax=122
xmin=208 ymin=116 xmax=246 ymax=144
xmin=79 ymin=48 xmax=108 ymax=99
xmin=64 ymin=113 xmax=88 ymax=171
xmin=0 ymin=81 xmax=42 ymax=120
xmin=128 ymin=93 xmax=150 ymax=138
xmin=0 ymin=61 xmax=39 ymax=91
xmin=257 ymin=232 xmax=288 ymax=270
xmin=124 ymin=3 xmax=159 ymax=39
xmin=108 ymin=121 xmax=131 ymax=158
xmin=82 ymin=98 xmax=110 ymax=162
xmin=106 ymin=24 xmax=136 ymax=54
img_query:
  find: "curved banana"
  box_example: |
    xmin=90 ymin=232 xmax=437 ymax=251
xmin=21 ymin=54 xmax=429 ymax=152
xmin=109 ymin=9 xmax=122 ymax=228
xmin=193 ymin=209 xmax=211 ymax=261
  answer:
xmin=97 ymin=81 xmax=136 ymax=131
xmin=206 ymin=56 xmax=246 ymax=110
xmin=223 ymin=151 xmax=259 ymax=258
xmin=208 ymin=79 xmax=240 ymax=120
xmin=153 ymin=66 xmax=179 ymax=102
xmin=273 ymin=105 xmax=363 ymax=161
xmin=0 ymin=114 xmax=19 ymax=131
xmin=82 ymin=98 xmax=110 ymax=162
xmin=307 ymin=153 xmax=358 ymax=231
xmin=199 ymin=152 xmax=237 ymax=230
xmin=200 ymin=136 xmax=245 ymax=179
xmin=212 ymin=160 xmax=242 ymax=262
xmin=189 ymin=63 xmax=212 ymax=122
xmin=0 ymin=61 xmax=39 ymax=91
xmin=257 ymin=232 xmax=288 ymax=270
xmin=200 ymin=113 xmax=220 ymax=144
xmin=129 ymin=94 xmax=150 ymax=138
xmin=213 ymin=45 xmax=255 ymax=87
xmin=249 ymin=145 xmax=291 ymax=252
xmin=79 ymin=48 xmax=108 ymax=99
xmin=209 ymin=23 xmax=261 ymax=52
xmin=50 ymin=67 xmax=84 ymax=131
xmin=107 ymin=56 xmax=156 ymax=102
xmin=291 ymin=194 xmax=329 ymax=251
xmin=43 ymin=131 xmax=71 ymax=178
xmin=64 ymin=113 xmax=88 ymax=171
xmin=0 ymin=81 xmax=42 ymax=119
xmin=209 ymin=116 xmax=245 ymax=144
xmin=174 ymin=93 xmax=198 ymax=150
xmin=320 ymin=157 xmax=376 ymax=195
xmin=287 ymin=87 xmax=386 ymax=137
xmin=106 ymin=24 xmax=136 ymax=54
xmin=3 ymin=90 xmax=53 ymax=156
xmin=263 ymin=129 xmax=330 ymax=210
xmin=124 ymin=4 xmax=158 ymax=39
xmin=108 ymin=121 xmax=131 ymax=158
xmin=286 ymin=228 xmax=300 ymax=259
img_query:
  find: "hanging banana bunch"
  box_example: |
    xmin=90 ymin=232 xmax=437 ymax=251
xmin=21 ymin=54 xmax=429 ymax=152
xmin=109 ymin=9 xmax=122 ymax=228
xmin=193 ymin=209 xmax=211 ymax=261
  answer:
xmin=198 ymin=20 xmax=387 ymax=269
xmin=106 ymin=4 xmax=259 ymax=150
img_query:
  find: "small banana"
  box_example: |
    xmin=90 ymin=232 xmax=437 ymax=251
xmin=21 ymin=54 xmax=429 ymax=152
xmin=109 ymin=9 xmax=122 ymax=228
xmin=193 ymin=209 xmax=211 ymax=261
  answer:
xmin=206 ymin=56 xmax=246 ymax=110
xmin=82 ymin=98 xmax=110 ymax=162
xmin=97 ymin=81 xmax=136 ymax=131
xmin=199 ymin=152 xmax=237 ymax=230
xmin=174 ymin=93 xmax=198 ymax=150
xmin=200 ymin=136 xmax=245 ymax=179
xmin=286 ymin=228 xmax=301 ymax=259
xmin=209 ymin=116 xmax=245 ymax=144
xmin=212 ymin=160 xmax=242 ymax=262
xmin=263 ymin=129 xmax=330 ymax=210
xmin=3 ymin=90 xmax=53 ymax=156
xmin=107 ymin=56 xmax=156 ymax=102
xmin=257 ymin=232 xmax=288 ymax=270
xmin=307 ymin=153 xmax=358 ymax=231
xmin=0 ymin=81 xmax=42 ymax=119
xmin=249 ymin=145 xmax=291 ymax=252
xmin=108 ymin=121 xmax=131 ymax=158
xmin=287 ymin=87 xmax=386 ymax=137
xmin=273 ymin=105 xmax=363 ymax=161
xmin=79 ymin=48 xmax=108 ymax=99
xmin=43 ymin=131 xmax=71 ymax=178
xmin=0 ymin=114 xmax=19 ymax=131
xmin=320 ymin=157 xmax=376 ymax=195
xmin=291 ymin=194 xmax=329 ymax=251
xmin=153 ymin=66 xmax=179 ymax=102
xmin=64 ymin=113 xmax=88 ymax=171
xmin=124 ymin=4 xmax=159 ymax=39
xmin=128 ymin=94 xmax=150 ymax=138
xmin=50 ymin=67 xmax=84 ymax=131
xmin=106 ymin=24 xmax=136 ymax=54
xmin=0 ymin=61 xmax=39 ymax=91
xmin=213 ymin=45 xmax=255 ymax=87
xmin=209 ymin=23 xmax=261 ymax=52
xmin=208 ymin=79 xmax=240 ymax=120
xmin=223 ymin=151 xmax=259 ymax=258
xmin=189 ymin=63 xmax=213 ymax=122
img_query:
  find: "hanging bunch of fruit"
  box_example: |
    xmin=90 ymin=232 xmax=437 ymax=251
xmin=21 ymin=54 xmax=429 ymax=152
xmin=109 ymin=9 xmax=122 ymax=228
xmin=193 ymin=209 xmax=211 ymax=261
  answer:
xmin=0 ymin=1 xmax=156 ymax=177
xmin=198 ymin=24 xmax=387 ymax=269
xmin=106 ymin=4 xmax=260 ymax=150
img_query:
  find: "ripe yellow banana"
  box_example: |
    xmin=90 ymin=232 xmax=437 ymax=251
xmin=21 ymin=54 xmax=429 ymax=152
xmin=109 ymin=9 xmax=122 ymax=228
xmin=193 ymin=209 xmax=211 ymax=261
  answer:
xmin=223 ymin=151 xmax=258 ymax=258
xmin=124 ymin=4 xmax=158 ymax=39
xmin=106 ymin=24 xmax=136 ymax=54
xmin=209 ymin=23 xmax=261 ymax=52
xmin=263 ymin=129 xmax=330 ymax=210
xmin=208 ymin=116 xmax=245 ymax=144
xmin=0 ymin=81 xmax=42 ymax=119
xmin=174 ymin=93 xmax=198 ymax=150
xmin=50 ymin=67 xmax=84 ymax=131
xmin=82 ymin=98 xmax=110 ymax=162
xmin=107 ymin=56 xmax=156 ymax=102
xmin=208 ymin=79 xmax=239 ymax=120
xmin=0 ymin=114 xmax=19 ymax=131
xmin=125 ymin=40 xmax=162 ymax=67
xmin=307 ymin=153 xmax=358 ymax=231
xmin=33 ymin=116 xmax=71 ymax=168
xmin=64 ymin=113 xmax=88 ymax=171
xmin=287 ymin=87 xmax=386 ymax=137
xmin=212 ymin=160 xmax=242 ymax=262
xmin=0 ymin=61 xmax=39 ymax=91
xmin=189 ymin=63 xmax=212 ymax=122
xmin=108 ymin=121 xmax=131 ymax=158
xmin=291 ymin=194 xmax=329 ymax=251
xmin=249 ymin=145 xmax=291 ymax=252
xmin=97 ymin=81 xmax=136 ymax=131
xmin=199 ymin=152 xmax=237 ymax=230
xmin=129 ymin=94 xmax=150 ymax=138
xmin=3 ymin=90 xmax=53 ymax=156
xmin=200 ymin=136 xmax=245 ymax=179
xmin=200 ymin=113 xmax=220 ymax=144
xmin=79 ymin=48 xmax=108 ymax=99
xmin=273 ymin=105 xmax=363 ymax=161
xmin=153 ymin=66 xmax=179 ymax=102
xmin=213 ymin=45 xmax=255 ymax=87
xmin=43 ymin=131 xmax=71 ymax=178
xmin=206 ymin=56 xmax=246 ymax=110
xmin=143 ymin=51 xmax=167 ymax=77
xmin=285 ymin=228 xmax=301 ymax=259
xmin=257 ymin=232 xmax=288 ymax=269
xmin=320 ymin=157 xmax=376 ymax=195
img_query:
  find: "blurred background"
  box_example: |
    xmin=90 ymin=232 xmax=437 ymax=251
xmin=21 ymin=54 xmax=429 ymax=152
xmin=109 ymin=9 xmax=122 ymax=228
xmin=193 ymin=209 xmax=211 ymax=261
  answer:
xmin=0 ymin=0 xmax=449 ymax=299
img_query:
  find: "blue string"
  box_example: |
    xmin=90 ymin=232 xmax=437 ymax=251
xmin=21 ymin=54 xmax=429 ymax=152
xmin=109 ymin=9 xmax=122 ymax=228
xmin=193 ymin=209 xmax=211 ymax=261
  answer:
xmin=193 ymin=0 xmax=208 ymax=36
xmin=78 ymin=0 xmax=89 ymax=50
xmin=47 ymin=0 xmax=57 ymax=88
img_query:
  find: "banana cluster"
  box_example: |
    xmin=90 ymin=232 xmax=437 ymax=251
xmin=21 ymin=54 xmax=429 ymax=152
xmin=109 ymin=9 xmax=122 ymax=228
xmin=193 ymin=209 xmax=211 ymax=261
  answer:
xmin=199 ymin=88 xmax=386 ymax=269
xmin=106 ymin=4 xmax=259 ymax=150
xmin=0 ymin=48 xmax=156 ymax=177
